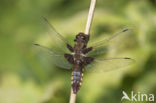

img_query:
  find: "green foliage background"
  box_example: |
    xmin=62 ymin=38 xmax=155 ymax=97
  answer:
xmin=0 ymin=0 xmax=156 ymax=103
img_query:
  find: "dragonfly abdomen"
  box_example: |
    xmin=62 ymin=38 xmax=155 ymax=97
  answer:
xmin=71 ymin=70 xmax=83 ymax=94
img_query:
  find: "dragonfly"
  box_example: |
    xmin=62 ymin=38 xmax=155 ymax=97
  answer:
xmin=34 ymin=17 xmax=134 ymax=94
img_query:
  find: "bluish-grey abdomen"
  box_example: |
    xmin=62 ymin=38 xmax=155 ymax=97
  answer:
xmin=72 ymin=71 xmax=83 ymax=94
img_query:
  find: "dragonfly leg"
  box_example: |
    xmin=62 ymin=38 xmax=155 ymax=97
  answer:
xmin=84 ymin=57 xmax=94 ymax=65
xmin=64 ymin=54 xmax=74 ymax=64
xmin=82 ymin=47 xmax=93 ymax=54
xmin=67 ymin=44 xmax=74 ymax=52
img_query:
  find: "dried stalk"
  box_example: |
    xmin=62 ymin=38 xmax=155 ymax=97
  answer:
xmin=69 ymin=89 xmax=76 ymax=103
xmin=85 ymin=0 xmax=96 ymax=35
xmin=69 ymin=0 xmax=96 ymax=103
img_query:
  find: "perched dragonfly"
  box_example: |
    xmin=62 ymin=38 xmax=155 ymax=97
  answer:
xmin=34 ymin=17 xmax=134 ymax=94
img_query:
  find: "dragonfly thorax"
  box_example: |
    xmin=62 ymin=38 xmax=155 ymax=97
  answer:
xmin=72 ymin=33 xmax=90 ymax=65
xmin=74 ymin=33 xmax=89 ymax=49
xmin=64 ymin=32 xmax=93 ymax=66
xmin=73 ymin=53 xmax=85 ymax=65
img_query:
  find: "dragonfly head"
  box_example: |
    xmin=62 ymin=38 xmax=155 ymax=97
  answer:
xmin=74 ymin=33 xmax=89 ymax=44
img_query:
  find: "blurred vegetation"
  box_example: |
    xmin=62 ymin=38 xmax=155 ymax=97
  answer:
xmin=0 ymin=0 xmax=156 ymax=103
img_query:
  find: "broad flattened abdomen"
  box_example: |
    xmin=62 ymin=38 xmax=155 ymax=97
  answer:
xmin=71 ymin=71 xmax=83 ymax=94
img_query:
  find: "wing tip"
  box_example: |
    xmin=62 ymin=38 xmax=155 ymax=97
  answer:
xmin=122 ymin=27 xmax=133 ymax=32
xmin=124 ymin=57 xmax=131 ymax=59
xmin=34 ymin=43 xmax=40 ymax=46
xmin=124 ymin=57 xmax=136 ymax=64
xmin=122 ymin=28 xmax=129 ymax=32
xmin=42 ymin=16 xmax=48 ymax=21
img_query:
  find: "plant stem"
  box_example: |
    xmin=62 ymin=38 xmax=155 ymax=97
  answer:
xmin=85 ymin=0 xmax=96 ymax=35
xmin=69 ymin=0 xmax=97 ymax=103
xmin=69 ymin=89 xmax=76 ymax=103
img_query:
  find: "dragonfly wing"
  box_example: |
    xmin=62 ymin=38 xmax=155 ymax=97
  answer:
xmin=87 ymin=28 xmax=132 ymax=56
xmin=42 ymin=17 xmax=71 ymax=53
xmin=87 ymin=46 xmax=109 ymax=57
xmin=85 ymin=57 xmax=135 ymax=72
xmin=34 ymin=44 xmax=72 ymax=69
xmin=50 ymin=55 xmax=72 ymax=69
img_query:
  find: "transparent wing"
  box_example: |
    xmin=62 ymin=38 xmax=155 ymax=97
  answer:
xmin=87 ymin=28 xmax=132 ymax=56
xmin=34 ymin=44 xmax=72 ymax=69
xmin=85 ymin=57 xmax=135 ymax=72
xmin=42 ymin=17 xmax=71 ymax=53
